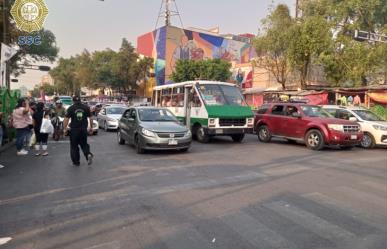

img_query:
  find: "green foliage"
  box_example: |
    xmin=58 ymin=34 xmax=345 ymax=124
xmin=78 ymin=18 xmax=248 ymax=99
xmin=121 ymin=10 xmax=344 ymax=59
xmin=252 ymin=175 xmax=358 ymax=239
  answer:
xmin=49 ymin=38 xmax=154 ymax=95
xmin=254 ymin=4 xmax=293 ymax=89
xmin=371 ymin=105 xmax=387 ymax=120
xmin=287 ymin=16 xmax=332 ymax=88
xmin=301 ymin=0 xmax=387 ymax=86
xmin=171 ymin=59 xmax=231 ymax=82
xmin=30 ymin=83 xmax=56 ymax=98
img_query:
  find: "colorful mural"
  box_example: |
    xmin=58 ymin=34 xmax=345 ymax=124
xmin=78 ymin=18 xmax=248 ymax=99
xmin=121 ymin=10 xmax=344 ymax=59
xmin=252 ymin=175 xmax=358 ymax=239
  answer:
xmin=137 ymin=26 xmax=255 ymax=85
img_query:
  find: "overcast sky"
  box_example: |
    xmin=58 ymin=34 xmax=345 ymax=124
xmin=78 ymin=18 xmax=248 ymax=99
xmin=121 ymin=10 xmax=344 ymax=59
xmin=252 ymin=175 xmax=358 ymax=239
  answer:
xmin=14 ymin=0 xmax=295 ymax=90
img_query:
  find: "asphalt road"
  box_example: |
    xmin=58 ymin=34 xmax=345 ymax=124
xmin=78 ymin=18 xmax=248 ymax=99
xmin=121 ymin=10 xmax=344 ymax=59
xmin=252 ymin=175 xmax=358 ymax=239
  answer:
xmin=0 ymin=131 xmax=387 ymax=249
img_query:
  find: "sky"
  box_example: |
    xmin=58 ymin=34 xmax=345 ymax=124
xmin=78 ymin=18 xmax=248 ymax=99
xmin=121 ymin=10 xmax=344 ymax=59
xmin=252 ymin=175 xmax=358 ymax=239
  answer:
xmin=14 ymin=0 xmax=295 ymax=90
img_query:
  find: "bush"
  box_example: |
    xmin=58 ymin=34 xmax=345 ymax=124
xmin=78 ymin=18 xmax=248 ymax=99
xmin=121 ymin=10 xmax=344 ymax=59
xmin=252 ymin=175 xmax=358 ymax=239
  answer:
xmin=371 ymin=105 xmax=387 ymax=120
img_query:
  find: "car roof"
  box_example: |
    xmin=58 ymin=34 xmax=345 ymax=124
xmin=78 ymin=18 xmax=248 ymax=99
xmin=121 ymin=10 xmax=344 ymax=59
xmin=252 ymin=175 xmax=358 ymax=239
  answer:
xmin=321 ymin=105 xmax=368 ymax=111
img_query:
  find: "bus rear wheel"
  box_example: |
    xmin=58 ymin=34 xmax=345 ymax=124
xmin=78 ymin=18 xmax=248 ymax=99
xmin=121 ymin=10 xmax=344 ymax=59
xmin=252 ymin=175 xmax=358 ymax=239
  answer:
xmin=196 ymin=126 xmax=210 ymax=143
xmin=231 ymin=134 xmax=245 ymax=143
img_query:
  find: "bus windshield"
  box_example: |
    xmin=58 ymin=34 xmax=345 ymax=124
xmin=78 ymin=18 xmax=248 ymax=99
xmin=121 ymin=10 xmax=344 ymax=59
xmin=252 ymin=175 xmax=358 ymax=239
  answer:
xmin=198 ymin=84 xmax=246 ymax=106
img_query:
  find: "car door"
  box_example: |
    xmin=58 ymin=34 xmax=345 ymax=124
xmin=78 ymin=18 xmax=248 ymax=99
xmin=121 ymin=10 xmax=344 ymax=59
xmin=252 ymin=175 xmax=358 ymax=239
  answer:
xmin=283 ymin=105 xmax=307 ymax=139
xmin=119 ymin=110 xmax=131 ymax=141
xmin=268 ymin=105 xmax=286 ymax=135
xmin=127 ymin=109 xmax=137 ymax=143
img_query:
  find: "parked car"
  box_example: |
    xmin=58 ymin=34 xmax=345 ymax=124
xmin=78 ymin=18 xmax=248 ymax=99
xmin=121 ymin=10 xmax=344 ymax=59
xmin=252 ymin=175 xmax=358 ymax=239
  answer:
xmin=322 ymin=105 xmax=387 ymax=149
xmin=254 ymin=103 xmax=363 ymax=150
xmin=117 ymin=107 xmax=192 ymax=154
xmin=97 ymin=106 xmax=127 ymax=131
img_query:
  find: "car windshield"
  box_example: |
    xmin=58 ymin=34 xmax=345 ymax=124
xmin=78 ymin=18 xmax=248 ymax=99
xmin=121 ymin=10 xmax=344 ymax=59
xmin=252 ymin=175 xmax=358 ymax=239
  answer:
xmin=301 ymin=106 xmax=333 ymax=118
xmin=106 ymin=107 xmax=126 ymax=115
xmin=138 ymin=109 xmax=178 ymax=122
xmin=198 ymin=84 xmax=246 ymax=106
xmin=353 ymin=110 xmax=384 ymax=121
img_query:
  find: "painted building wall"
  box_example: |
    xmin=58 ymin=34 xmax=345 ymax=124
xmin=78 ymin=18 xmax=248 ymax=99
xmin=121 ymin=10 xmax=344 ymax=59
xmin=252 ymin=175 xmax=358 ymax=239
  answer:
xmin=137 ymin=26 xmax=255 ymax=86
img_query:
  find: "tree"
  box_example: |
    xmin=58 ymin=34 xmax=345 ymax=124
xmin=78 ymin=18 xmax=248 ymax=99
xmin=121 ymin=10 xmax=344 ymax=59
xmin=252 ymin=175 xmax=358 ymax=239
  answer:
xmin=49 ymin=57 xmax=78 ymax=95
xmin=136 ymin=57 xmax=154 ymax=96
xmin=75 ymin=50 xmax=95 ymax=89
xmin=111 ymin=39 xmax=139 ymax=92
xmin=287 ymin=16 xmax=332 ymax=89
xmin=300 ymin=0 xmax=387 ymax=86
xmin=171 ymin=59 xmax=231 ymax=82
xmin=254 ymin=4 xmax=294 ymax=90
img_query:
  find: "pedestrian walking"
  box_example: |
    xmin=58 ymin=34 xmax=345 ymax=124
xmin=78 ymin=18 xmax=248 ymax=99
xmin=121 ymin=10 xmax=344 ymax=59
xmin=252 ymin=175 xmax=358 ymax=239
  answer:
xmin=32 ymin=102 xmax=50 ymax=156
xmin=63 ymin=96 xmax=93 ymax=166
xmin=12 ymin=98 xmax=31 ymax=156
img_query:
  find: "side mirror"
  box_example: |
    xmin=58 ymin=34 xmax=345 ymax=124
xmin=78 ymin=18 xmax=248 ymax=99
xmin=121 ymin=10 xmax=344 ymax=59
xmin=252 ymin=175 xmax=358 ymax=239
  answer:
xmin=292 ymin=112 xmax=301 ymax=118
xmin=349 ymin=117 xmax=357 ymax=122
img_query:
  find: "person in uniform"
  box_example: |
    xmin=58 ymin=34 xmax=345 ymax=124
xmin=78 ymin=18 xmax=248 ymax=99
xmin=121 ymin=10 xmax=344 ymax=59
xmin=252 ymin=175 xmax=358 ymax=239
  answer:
xmin=63 ymin=96 xmax=93 ymax=166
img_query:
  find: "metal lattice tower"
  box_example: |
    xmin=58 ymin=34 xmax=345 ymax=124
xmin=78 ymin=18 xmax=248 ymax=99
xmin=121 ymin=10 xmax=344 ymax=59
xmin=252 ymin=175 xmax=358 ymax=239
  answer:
xmin=155 ymin=0 xmax=183 ymax=29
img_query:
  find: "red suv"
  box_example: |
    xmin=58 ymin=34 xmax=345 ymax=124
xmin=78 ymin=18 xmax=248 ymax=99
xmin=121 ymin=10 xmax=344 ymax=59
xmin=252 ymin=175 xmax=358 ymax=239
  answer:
xmin=254 ymin=103 xmax=363 ymax=150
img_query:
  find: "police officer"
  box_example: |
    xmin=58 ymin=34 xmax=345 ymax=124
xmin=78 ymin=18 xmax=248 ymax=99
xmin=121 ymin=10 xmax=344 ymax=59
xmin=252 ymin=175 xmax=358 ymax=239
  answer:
xmin=63 ymin=96 xmax=93 ymax=166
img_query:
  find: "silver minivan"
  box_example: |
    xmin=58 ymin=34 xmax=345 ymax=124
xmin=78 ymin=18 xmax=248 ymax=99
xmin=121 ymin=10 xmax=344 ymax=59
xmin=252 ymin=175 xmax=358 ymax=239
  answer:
xmin=117 ymin=107 xmax=192 ymax=153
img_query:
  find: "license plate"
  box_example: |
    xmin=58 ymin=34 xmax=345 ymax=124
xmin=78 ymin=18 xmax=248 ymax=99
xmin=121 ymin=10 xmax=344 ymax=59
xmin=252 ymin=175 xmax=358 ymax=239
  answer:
xmin=168 ymin=139 xmax=178 ymax=145
xmin=351 ymin=135 xmax=357 ymax=140
xmin=215 ymin=129 xmax=223 ymax=134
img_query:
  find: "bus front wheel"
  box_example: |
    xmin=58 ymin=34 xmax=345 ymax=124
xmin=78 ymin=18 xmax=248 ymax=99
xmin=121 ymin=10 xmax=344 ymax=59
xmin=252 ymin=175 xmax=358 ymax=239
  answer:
xmin=196 ymin=126 xmax=210 ymax=143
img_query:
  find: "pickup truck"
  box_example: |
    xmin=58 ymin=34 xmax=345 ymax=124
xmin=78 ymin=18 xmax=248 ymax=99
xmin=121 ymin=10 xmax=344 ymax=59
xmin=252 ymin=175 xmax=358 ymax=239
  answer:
xmin=254 ymin=103 xmax=363 ymax=150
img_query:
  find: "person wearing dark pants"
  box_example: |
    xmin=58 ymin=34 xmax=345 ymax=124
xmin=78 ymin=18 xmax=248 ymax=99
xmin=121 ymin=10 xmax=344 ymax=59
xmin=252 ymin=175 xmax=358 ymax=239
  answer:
xmin=63 ymin=96 xmax=93 ymax=166
xmin=33 ymin=102 xmax=49 ymax=156
xmin=69 ymin=128 xmax=90 ymax=165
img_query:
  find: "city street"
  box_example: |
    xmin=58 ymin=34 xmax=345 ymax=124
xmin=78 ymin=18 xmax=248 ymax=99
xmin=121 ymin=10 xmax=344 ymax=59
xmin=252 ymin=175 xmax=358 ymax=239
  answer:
xmin=1 ymin=131 xmax=387 ymax=249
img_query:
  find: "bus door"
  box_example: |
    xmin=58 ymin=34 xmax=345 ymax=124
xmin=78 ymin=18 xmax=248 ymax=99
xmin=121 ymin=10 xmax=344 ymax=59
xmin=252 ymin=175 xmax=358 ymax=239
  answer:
xmin=184 ymin=86 xmax=192 ymax=127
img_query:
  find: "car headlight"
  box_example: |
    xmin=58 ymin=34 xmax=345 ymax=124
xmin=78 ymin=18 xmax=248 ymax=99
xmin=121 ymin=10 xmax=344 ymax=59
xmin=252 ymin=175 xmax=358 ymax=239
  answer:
xmin=185 ymin=130 xmax=192 ymax=137
xmin=247 ymin=118 xmax=254 ymax=124
xmin=141 ymin=128 xmax=156 ymax=137
xmin=328 ymin=124 xmax=344 ymax=132
xmin=373 ymin=125 xmax=387 ymax=131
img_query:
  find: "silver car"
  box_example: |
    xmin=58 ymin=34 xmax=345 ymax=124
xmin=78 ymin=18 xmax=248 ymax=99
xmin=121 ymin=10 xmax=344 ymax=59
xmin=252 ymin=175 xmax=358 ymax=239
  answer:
xmin=117 ymin=107 xmax=192 ymax=153
xmin=97 ymin=106 xmax=127 ymax=131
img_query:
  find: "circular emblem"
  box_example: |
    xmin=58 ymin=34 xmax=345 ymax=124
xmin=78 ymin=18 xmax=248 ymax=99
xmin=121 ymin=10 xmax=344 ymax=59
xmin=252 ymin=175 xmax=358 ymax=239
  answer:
xmin=10 ymin=0 xmax=49 ymax=33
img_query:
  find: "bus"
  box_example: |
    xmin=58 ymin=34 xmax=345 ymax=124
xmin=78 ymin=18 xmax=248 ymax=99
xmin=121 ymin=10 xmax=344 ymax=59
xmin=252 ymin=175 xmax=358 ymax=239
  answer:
xmin=152 ymin=81 xmax=254 ymax=143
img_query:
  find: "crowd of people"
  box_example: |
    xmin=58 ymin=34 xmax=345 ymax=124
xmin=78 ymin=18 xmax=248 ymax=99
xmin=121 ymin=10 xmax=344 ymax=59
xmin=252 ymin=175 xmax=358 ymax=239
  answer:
xmin=9 ymin=96 xmax=93 ymax=167
xmin=10 ymin=98 xmax=67 ymax=156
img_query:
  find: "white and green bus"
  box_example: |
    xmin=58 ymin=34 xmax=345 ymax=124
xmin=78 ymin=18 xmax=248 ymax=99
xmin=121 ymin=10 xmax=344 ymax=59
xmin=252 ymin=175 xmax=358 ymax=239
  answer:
xmin=152 ymin=81 xmax=254 ymax=143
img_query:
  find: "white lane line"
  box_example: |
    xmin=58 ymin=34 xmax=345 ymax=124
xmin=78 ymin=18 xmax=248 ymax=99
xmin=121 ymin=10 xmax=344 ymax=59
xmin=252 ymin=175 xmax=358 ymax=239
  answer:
xmin=265 ymin=201 xmax=355 ymax=242
xmin=0 ymin=237 xmax=12 ymax=245
xmin=223 ymin=211 xmax=296 ymax=249
xmin=83 ymin=240 xmax=120 ymax=249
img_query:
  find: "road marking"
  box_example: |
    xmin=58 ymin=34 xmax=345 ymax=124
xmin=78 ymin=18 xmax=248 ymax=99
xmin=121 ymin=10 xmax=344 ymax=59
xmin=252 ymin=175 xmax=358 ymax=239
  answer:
xmin=265 ymin=201 xmax=355 ymax=243
xmin=0 ymin=237 xmax=12 ymax=245
xmin=223 ymin=211 xmax=296 ymax=249
xmin=83 ymin=240 xmax=120 ymax=249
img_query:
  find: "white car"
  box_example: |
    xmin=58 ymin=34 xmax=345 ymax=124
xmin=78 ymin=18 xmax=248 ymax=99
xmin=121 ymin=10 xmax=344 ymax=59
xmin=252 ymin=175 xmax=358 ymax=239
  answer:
xmin=322 ymin=105 xmax=387 ymax=149
xmin=97 ymin=105 xmax=127 ymax=131
xmin=67 ymin=119 xmax=99 ymax=135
